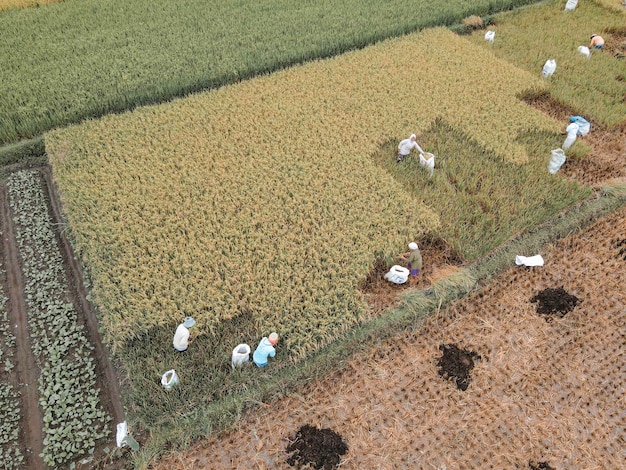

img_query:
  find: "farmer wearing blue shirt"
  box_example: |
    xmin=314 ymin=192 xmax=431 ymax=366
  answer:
xmin=253 ymin=332 xmax=278 ymax=367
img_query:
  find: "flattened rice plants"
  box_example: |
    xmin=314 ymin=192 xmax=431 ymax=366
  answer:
xmin=374 ymin=119 xmax=590 ymax=260
xmin=6 ymin=170 xmax=110 ymax=467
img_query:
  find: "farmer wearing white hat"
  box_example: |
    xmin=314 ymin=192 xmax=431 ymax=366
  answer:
xmin=401 ymin=242 xmax=422 ymax=277
xmin=397 ymin=134 xmax=424 ymax=163
xmin=173 ymin=317 xmax=196 ymax=352
xmin=253 ymin=332 xmax=278 ymax=367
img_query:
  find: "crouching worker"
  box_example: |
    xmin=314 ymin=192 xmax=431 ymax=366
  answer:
xmin=173 ymin=317 xmax=196 ymax=352
xmin=253 ymin=332 xmax=279 ymax=367
xmin=401 ymin=242 xmax=422 ymax=277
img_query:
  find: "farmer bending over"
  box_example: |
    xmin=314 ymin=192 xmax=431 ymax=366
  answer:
xmin=253 ymin=332 xmax=279 ymax=367
xmin=401 ymin=242 xmax=422 ymax=277
xmin=173 ymin=317 xmax=196 ymax=352
xmin=397 ymin=134 xmax=424 ymax=163
xmin=589 ymin=34 xmax=604 ymax=50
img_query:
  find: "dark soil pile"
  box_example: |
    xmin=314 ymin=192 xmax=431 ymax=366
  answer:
xmin=286 ymin=424 xmax=348 ymax=469
xmin=615 ymin=238 xmax=626 ymax=260
xmin=529 ymin=461 xmax=555 ymax=470
xmin=530 ymin=287 xmax=580 ymax=320
xmin=436 ymin=343 xmax=481 ymax=391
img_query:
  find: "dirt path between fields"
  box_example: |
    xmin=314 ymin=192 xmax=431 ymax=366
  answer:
xmin=0 ymin=185 xmax=45 ymax=470
xmin=41 ymin=166 xmax=126 ymax=426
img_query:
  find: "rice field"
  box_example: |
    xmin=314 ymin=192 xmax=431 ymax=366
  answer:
xmin=0 ymin=0 xmax=623 ymax=467
xmin=0 ymin=0 xmax=542 ymax=145
xmin=467 ymin=0 xmax=626 ymax=128
xmin=43 ymin=26 xmax=592 ymax=439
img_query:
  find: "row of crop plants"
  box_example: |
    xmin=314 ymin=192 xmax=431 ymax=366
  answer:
xmin=6 ymin=170 xmax=110 ymax=468
xmin=0 ymin=269 xmax=23 ymax=468
xmin=0 ymin=0 xmax=544 ymax=145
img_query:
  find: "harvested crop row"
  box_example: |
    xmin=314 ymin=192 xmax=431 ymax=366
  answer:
xmin=0 ymin=289 xmax=23 ymax=468
xmin=373 ymin=118 xmax=589 ymax=261
xmin=6 ymin=170 xmax=110 ymax=468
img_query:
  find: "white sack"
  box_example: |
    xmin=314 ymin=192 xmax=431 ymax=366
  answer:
xmin=116 ymin=422 xmax=128 ymax=448
xmin=384 ymin=265 xmax=409 ymax=284
xmin=515 ymin=255 xmax=544 ymax=267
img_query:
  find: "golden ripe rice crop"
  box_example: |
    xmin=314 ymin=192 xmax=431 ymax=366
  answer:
xmin=46 ymin=28 xmax=560 ymax=354
xmin=0 ymin=0 xmax=63 ymax=11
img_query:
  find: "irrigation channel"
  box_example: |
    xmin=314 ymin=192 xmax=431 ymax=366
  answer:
xmin=0 ymin=165 xmax=124 ymax=470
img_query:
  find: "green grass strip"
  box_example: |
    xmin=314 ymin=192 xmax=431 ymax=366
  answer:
xmin=0 ymin=136 xmax=44 ymax=169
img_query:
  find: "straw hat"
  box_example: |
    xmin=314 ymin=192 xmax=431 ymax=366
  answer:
xmin=408 ymin=242 xmax=418 ymax=251
xmin=183 ymin=317 xmax=196 ymax=328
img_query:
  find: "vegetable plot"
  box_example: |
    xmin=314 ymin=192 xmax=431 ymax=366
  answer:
xmin=6 ymin=170 xmax=110 ymax=468
xmin=0 ymin=291 xmax=23 ymax=469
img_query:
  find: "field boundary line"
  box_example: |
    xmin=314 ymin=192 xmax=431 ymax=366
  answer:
xmin=41 ymin=166 xmax=126 ymax=425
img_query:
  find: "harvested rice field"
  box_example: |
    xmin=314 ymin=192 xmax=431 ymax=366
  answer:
xmin=153 ymin=204 xmax=625 ymax=469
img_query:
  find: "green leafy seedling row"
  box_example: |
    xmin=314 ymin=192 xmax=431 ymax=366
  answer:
xmin=6 ymin=170 xmax=110 ymax=468
xmin=0 ymin=291 xmax=24 ymax=468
